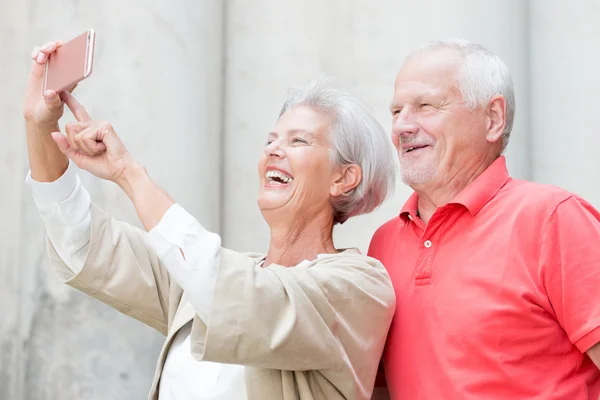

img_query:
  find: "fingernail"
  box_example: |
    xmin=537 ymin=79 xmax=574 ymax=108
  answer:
xmin=31 ymin=48 xmax=38 ymax=58
xmin=36 ymin=53 xmax=45 ymax=63
xmin=42 ymin=43 xmax=52 ymax=51
xmin=44 ymin=90 xmax=56 ymax=99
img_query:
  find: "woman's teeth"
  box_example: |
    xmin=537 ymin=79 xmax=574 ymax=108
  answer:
xmin=266 ymin=170 xmax=293 ymax=184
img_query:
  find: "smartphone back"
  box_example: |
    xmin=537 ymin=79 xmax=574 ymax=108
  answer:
xmin=44 ymin=30 xmax=95 ymax=93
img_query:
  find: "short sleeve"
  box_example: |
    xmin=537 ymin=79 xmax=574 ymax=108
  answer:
xmin=539 ymin=196 xmax=600 ymax=352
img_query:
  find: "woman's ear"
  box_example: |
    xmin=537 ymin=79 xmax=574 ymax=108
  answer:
xmin=331 ymin=164 xmax=362 ymax=197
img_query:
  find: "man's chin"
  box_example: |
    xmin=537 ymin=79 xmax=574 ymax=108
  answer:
xmin=400 ymin=166 xmax=436 ymax=187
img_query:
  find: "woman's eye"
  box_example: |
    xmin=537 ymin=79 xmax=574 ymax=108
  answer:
xmin=292 ymin=138 xmax=308 ymax=144
xmin=420 ymin=103 xmax=431 ymax=108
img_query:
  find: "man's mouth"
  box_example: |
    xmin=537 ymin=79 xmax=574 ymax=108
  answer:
xmin=266 ymin=170 xmax=294 ymax=185
xmin=404 ymin=144 xmax=431 ymax=153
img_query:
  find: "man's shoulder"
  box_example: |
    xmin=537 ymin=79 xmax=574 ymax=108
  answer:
xmin=372 ymin=216 xmax=402 ymax=237
xmin=499 ymin=179 xmax=600 ymax=222
xmin=502 ymin=178 xmax=582 ymax=210
xmin=505 ymin=178 xmax=572 ymax=199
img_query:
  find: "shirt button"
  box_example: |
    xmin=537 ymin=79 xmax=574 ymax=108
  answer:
xmin=424 ymin=240 xmax=432 ymax=248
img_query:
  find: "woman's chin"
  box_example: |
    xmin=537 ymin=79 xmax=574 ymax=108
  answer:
xmin=257 ymin=189 xmax=292 ymax=212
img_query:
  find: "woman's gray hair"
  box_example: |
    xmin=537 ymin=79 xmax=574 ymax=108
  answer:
xmin=279 ymin=76 xmax=396 ymax=224
xmin=408 ymin=39 xmax=516 ymax=150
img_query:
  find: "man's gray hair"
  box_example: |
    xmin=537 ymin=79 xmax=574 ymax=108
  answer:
xmin=408 ymin=39 xmax=516 ymax=149
xmin=279 ymin=77 xmax=396 ymax=224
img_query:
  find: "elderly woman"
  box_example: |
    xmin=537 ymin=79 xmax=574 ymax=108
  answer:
xmin=24 ymin=41 xmax=396 ymax=400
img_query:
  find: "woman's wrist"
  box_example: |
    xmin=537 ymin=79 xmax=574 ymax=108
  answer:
xmin=115 ymin=160 xmax=148 ymax=199
xmin=25 ymin=120 xmax=60 ymax=136
xmin=115 ymin=161 xmax=175 ymax=231
xmin=26 ymin=121 xmax=70 ymax=182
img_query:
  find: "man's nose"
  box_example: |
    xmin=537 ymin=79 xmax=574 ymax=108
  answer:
xmin=392 ymin=116 xmax=419 ymax=138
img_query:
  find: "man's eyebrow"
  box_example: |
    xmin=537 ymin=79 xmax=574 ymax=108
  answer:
xmin=390 ymin=91 xmax=442 ymax=109
xmin=414 ymin=91 xmax=440 ymax=102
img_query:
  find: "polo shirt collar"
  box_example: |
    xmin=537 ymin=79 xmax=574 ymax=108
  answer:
xmin=400 ymin=156 xmax=510 ymax=221
xmin=400 ymin=192 xmax=419 ymax=222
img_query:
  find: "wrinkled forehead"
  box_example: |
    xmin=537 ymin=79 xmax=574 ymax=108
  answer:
xmin=274 ymin=105 xmax=331 ymax=137
xmin=393 ymin=49 xmax=462 ymax=101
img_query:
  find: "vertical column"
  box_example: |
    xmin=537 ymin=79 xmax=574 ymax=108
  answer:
xmin=0 ymin=2 xmax=29 ymax=399
xmin=530 ymin=0 xmax=600 ymax=205
xmin=0 ymin=1 xmax=223 ymax=398
xmin=223 ymin=0 xmax=530 ymax=253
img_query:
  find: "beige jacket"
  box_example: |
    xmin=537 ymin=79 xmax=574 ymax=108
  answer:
xmin=46 ymin=204 xmax=395 ymax=399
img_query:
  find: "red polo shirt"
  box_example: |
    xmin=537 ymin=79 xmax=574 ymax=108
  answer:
xmin=369 ymin=156 xmax=600 ymax=399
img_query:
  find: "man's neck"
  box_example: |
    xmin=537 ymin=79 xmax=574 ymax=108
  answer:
xmin=263 ymin=210 xmax=337 ymax=267
xmin=414 ymin=156 xmax=496 ymax=224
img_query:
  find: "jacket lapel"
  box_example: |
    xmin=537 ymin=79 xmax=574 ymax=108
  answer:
xmin=148 ymin=292 xmax=196 ymax=399
xmin=169 ymin=292 xmax=196 ymax=335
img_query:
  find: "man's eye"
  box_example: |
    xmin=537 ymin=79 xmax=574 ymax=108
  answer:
xmin=392 ymin=109 xmax=401 ymax=115
xmin=266 ymin=140 xmax=274 ymax=146
xmin=292 ymin=138 xmax=308 ymax=144
xmin=420 ymin=103 xmax=432 ymax=108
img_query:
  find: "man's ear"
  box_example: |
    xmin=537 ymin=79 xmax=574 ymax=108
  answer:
xmin=485 ymin=95 xmax=507 ymax=144
xmin=331 ymin=164 xmax=362 ymax=197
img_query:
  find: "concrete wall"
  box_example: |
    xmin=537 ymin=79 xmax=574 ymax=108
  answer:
xmin=0 ymin=0 xmax=596 ymax=398
xmin=1 ymin=1 xmax=223 ymax=399
xmin=529 ymin=0 xmax=600 ymax=203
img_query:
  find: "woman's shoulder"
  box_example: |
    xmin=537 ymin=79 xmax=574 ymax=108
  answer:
xmin=311 ymin=249 xmax=396 ymax=309
xmin=312 ymin=248 xmax=386 ymax=272
xmin=220 ymin=248 xmax=265 ymax=263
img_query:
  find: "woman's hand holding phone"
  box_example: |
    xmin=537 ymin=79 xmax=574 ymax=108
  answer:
xmin=23 ymin=41 xmax=76 ymax=133
xmin=24 ymin=29 xmax=94 ymax=134
xmin=23 ymin=34 xmax=91 ymax=183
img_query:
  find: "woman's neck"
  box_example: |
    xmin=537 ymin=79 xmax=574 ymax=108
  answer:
xmin=264 ymin=211 xmax=337 ymax=267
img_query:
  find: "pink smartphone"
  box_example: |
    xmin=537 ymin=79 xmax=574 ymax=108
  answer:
xmin=43 ymin=29 xmax=96 ymax=93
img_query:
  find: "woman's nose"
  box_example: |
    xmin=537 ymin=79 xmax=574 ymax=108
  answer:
xmin=264 ymin=140 xmax=285 ymax=158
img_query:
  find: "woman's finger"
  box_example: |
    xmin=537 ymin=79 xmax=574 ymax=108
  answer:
xmin=89 ymin=139 xmax=107 ymax=154
xmin=76 ymin=125 xmax=106 ymax=156
xmin=51 ymin=132 xmax=79 ymax=160
xmin=66 ymin=83 xmax=78 ymax=93
xmin=30 ymin=47 xmax=40 ymax=60
xmin=65 ymin=122 xmax=86 ymax=152
xmin=51 ymin=132 xmax=89 ymax=171
xmin=43 ymin=90 xmax=62 ymax=112
xmin=74 ymin=128 xmax=92 ymax=155
xmin=60 ymin=91 xmax=92 ymax=122
xmin=39 ymin=42 xmax=57 ymax=55
xmin=96 ymin=122 xmax=127 ymax=153
xmin=26 ymin=53 xmax=47 ymax=98
xmin=39 ymin=40 xmax=63 ymax=57
xmin=84 ymin=136 xmax=107 ymax=155
xmin=35 ymin=52 xmax=46 ymax=64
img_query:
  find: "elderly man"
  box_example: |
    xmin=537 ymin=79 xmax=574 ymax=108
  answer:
xmin=369 ymin=39 xmax=600 ymax=399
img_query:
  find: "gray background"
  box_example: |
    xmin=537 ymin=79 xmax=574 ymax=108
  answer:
xmin=1 ymin=0 xmax=597 ymax=398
